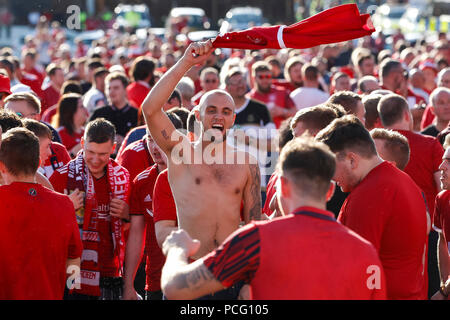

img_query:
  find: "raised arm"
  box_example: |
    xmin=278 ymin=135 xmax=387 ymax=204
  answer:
xmin=141 ymin=40 xmax=214 ymax=155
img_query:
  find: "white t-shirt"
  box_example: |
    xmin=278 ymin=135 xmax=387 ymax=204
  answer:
xmin=290 ymin=87 xmax=330 ymax=110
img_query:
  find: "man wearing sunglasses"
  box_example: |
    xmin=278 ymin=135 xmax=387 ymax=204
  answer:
xmin=248 ymin=61 xmax=296 ymax=129
xmin=191 ymin=68 xmax=220 ymax=106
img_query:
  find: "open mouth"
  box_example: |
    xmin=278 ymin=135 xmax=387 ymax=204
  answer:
xmin=211 ymin=124 xmax=224 ymax=132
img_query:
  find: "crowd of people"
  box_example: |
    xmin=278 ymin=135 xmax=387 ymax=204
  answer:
xmin=0 ymin=11 xmax=449 ymax=300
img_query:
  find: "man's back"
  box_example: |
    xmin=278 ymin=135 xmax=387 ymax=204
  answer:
xmin=396 ymin=129 xmax=444 ymax=215
xmin=339 ymin=161 xmax=428 ymax=299
xmin=116 ymin=138 xmax=153 ymax=181
xmin=204 ymin=207 xmax=386 ymax=300
xmin=0 ymin=183 xmax=82 ymax=299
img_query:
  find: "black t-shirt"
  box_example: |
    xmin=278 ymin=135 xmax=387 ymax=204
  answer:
xmin=421 ymin=125 xmax=440 ymax=138
xmin=234 ymin=99 xmax=273 ymax=128
xmin=88 ymin=104 xmax=138 ymax=137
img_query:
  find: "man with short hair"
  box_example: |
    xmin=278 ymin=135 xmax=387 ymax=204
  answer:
xmin=378 ymin=93 xmax=443 ymax=215
xmin=0 ymin=127 xmax=82 ymax=299
xmin=191 ymin=67 xmax=220 ymax=106
xmin=358 ymin=76 xmax=380 ymax=95
xmin=290 ymin=105 xmax=338 ymax=138
xmin=379 ymin=59 xmax=405 ymax=94
xmin=431 ymin=145 xmax=450 ymax=300
xmin=126 ymin=57 xmax=156 ymax=109
xmin=290 ymin=63 xmax=329 ymax=110
xmin=362 ymin=94 xmax=383 ymax=131
xmin=421 ymin=67 xmax=450 ymax=130
xmin=141 ymin=40 xmax=262 ymax=299
xmin=22 ymin=119 xmax=71 ymax=179
xmin=83 ymin=67 xmax=109 ymax=114
xmin=161 ymin=137 xmax=386 ymax=300
xmin=50 ymin=118 xmax=131 ymax=300
xmin=356 ymin=54 xmax=375 ymax=78
xmin=4 ymin=91 xmax=62 ymax=143
xmin=370 ymin=128 xmax=410 ymax=171
xmin=331 ymin=72 xmax=351 ymax=93
xmin=248 ymin=61 xmax=296 ymax=128
xmin=328 ymin=91 xmax=365 ymax=124
xmin=421 ymin=87 xmax=450 ymax=137
xmin=316 ymin=115 xmax=428 ymax=299
xmin=41 ymin=63 xmax=65 ymax=114
xmin=89 ymin=72 xmax=138 ymax=152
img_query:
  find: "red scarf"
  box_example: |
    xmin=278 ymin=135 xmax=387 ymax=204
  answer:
xmin=67 ymin=152 xmax=130 ymax=296
xmin=213 ymin=4 xmax=374 ymax=50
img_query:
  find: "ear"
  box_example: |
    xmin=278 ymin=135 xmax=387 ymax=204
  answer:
xmin=347 ymin=151 xmax=359 ymax=170
xmin=112 ymin=141 xmax=117 ymax=154
xmin=0 ymin=161 xmax=7 ymax=174
xmin=278 ymin=175 xmax=291 ymax=198
xmin=326 ymin=181 xmax=336 ymax=202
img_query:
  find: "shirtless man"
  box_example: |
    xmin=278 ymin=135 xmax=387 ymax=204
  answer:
xmin=141 ymin=40 xmax=261 ymax=268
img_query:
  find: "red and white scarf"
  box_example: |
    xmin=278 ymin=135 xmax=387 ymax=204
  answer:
xmin=67 ymin=152 xmax=130 ymax=296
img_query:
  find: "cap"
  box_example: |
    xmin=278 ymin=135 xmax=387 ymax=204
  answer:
xmin=10 ymin=83 xmax=32 ymax=94
xmin=0 ymin=74 xmax=11 ymax=95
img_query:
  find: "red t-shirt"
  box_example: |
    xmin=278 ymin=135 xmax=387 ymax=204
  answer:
xmin=116 ymin=138 xmax=154 ymax=182
xmin=126 ymin=81 xmax=151 ymax=109
xmin=204 ymin=206 xmax=386 ymax=300
xmin=42 ymin=142 xmax=71 ymax=178
xmin=50 ymin=167 xmax=119 ymax=277
xmin=153 ymin=169 xmax=177 ymax=224
xmin=0 ymin=182 xmax=82 ymax=300
xmin=57 ymin=127 xmax=84 ymax=154
xmin=247 ymin=86 xmax=295 ymax=128
xmin=130 ymin=165 xmax=166 ymax=291
xmin=41 ymin=84 xmax=60 ymax=115
xmin=421 ymin=105 xmax=435 ymax=131
xmin=396 ymin=129 xmax=444 ymax=216
xmin=338 ymin=161 xmax=428 ymax=300
xmin=433 ymin=190 xmax=450 ymax=263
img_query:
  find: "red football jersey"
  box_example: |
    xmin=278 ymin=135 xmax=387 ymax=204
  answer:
xmin=129 ymin=165 xmax=166 ymax=291
xmin=42 ymin=142 xmax=71 ymax=178
xmin=152 ymin=169 xmax=177 ymax=224
xmin=0 ymin=182 xmax=82 ymax=300
xmin=338 ymin=161 xmax=428 ymax=300
xmin=116 ymin=138 xmax=154 ymax=181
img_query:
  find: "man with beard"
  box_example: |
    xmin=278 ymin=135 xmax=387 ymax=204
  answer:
xmin=248 ymin=61 xmax=296 ymax=128
xmin=141 ymin=40 xmax=262 ymax=299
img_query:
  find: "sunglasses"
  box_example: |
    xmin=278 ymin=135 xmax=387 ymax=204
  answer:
xmin=257 ymin=74 xmax=272 ymax=80
xmin=204 ymin=79 xmax=218 ymax=83
xmin=15 ymin=111 xmax=38 ymax=119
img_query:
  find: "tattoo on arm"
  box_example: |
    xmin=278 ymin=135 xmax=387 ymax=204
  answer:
xmin=175 ymin=264 xmax=216 ymax=291
xmin=161 ymin=129 xmax=170 ymax=140
xmin=247 ymin=163 xmax=262 ymax=222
